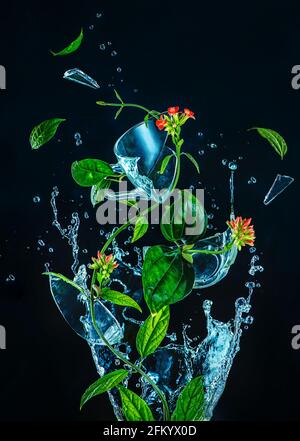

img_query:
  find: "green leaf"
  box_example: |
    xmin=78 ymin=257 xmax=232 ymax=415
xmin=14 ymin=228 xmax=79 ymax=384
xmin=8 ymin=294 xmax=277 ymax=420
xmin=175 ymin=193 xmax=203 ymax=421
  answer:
xmin=71 ymin=159 xmax=114 ymax=187
xmin=118 ymin=385 xmax=155 ymax=421
xmin=50 ymin=28 xmax=83 ymax=56
xmin=182 ymin=152 xmax=200 ymax=173
xmin=161 ymin=190 xmax=207 ymax=244
xmin=132 ymin=216 xmax=149 ymax=243
xmin=249 ymin=127 xmax=288 ymax=159
xmin=171 ymin=376 xmax=205 ymax=421
xmin=101 ymin=288 xmax=142 ymax=313
xmin=30 ymin=118 xmax=66 ymax=150
xmin=114 ymin=89 xmax=124 ymax=103
xmin=144 ymin=113 xmax=150 ymax=128
xmin=142 ymin=245 xmax=195 ymax=313
xmin=159 ymin=154 xmax=173 ymax=174
xmin=80 ymin=369 xmax=128 ymax=410
xmin=90 ymin=178 xmax=111 ymax=206
xmin=136 ymin=306 xmax=170 ymax=358
xmin=114 ymin=107 xmax=123 ymax=120
xmin=42 ymin=272 xmax=85 ymax=294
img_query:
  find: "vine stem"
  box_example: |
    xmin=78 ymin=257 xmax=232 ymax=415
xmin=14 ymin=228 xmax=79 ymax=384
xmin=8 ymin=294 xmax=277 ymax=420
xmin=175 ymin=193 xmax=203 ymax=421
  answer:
xmin=89 ymin=290 xmax=170 ymax=420
xmin=189 ymin=240 xmax=235 ymax=255
xmin=91 ymin=101 xmax=184 ymax=421
xmin=96 ymin=101 xmax=159 ymax=119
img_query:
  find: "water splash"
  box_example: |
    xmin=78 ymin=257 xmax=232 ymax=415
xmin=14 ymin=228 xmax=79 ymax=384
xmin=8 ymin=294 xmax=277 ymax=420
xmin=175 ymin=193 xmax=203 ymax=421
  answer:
xmin=50 ymin=187 xmax=80 ymax=274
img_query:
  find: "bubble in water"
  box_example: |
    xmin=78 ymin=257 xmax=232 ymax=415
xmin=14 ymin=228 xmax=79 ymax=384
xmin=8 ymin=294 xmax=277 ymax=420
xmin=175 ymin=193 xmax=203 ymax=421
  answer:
xmin=111 ymin=50 xmax=117 ymax=56
xmin=99 ymin=43 xmax=106 ymax=50
xmin=84 ymin=212 xmax=89 ymax=219
xmin=6 ymin=274 xmax=15 ymax=282
xmin=38 ymin=240 xmax=45 ymax=247
xmin=222 ymin=159 xmax=228 ymax=166
xmin=198 ymin=150 xmax=205 ymax=156
xmin=133 ymin=88 xmax=138 ymax=93
xmin=33 ymin=196 xmax=40 ymax=203
xmin=209 ymin=143 xmax=217 ymax=149
xmin=248 ymin=176 xmax=257 ymax=184
xmin=136 ymin=383 xmax=140 ymax=388
xmin=197 ymin=132 xmax=204 ymax=137
xmin=96 ymin=12 xmax=102 ymax=18
xmin=228 ymin=161 xmax=237 ymax=170
xmin=82 ymin=249 xmax=88 ymax=254
xmin=249 ymin=247 xmax=256 ymax=253
xmin=49 ymin=248 xmax=54 ymax=253
xmin=243 ymin=315 xmax=254 ymax=325
xmin=89 ymin=25 xmax=94 ymax=30
xmin=115 ymin=359 xmax=120 ymax=365
xmin=207 ymin=213 xmax=214 ymax=219
xmin=245 ymin=281 xmax=255 ymax=289
xmin=256 ymin=282 xmax=261 ymax=288
xmin=74 ymin=132 xmax=82 ymax=146
xmin=107 ymin=41 xmax=112 ymax=46
xmin=116 ymin=67 xmax=122 ymax=73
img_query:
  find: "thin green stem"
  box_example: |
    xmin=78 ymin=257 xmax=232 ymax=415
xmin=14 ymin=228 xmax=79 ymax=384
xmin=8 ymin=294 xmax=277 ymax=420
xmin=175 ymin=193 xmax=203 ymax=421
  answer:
xmin=89 ymin=292 xmax=170 ymax=420
xmin=189 ymin=240 xmax=235 ymax=255
xmin=96 ymin=101 xmax=159 ymax=119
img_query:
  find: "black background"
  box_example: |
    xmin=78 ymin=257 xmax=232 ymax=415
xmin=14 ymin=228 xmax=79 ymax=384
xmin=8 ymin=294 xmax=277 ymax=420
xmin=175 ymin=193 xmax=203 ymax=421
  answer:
xmin=0 ymin=0 xmax=299 ymax=422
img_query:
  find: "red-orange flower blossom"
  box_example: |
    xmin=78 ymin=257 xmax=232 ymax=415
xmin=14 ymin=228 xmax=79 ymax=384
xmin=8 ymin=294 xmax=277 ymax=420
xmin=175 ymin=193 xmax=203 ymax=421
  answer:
xmin=168 ymin=106 xmax=179 ymax=115
xmin=227 ymin=216 xmax=255 ymax=251
xmin=184 ymin=108 xmax=195 ymax=119
xmin=155 ymin=115 xmax=168 ymax=131
xmin=89 ymin=251 xmax=118 ymax=282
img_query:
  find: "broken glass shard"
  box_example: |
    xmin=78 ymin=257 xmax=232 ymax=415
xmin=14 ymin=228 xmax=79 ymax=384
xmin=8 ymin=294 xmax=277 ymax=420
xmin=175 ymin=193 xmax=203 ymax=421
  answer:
xmin=263 ymin=174 xmax=294 ymax=205
xmin=63 ymin=68 xmax=100 ymax=89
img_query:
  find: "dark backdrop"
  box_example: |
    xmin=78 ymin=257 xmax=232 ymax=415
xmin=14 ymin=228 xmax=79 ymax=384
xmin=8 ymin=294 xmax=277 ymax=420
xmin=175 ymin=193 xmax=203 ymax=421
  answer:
xmin=0 ymin=0 xmax=299 ymax=421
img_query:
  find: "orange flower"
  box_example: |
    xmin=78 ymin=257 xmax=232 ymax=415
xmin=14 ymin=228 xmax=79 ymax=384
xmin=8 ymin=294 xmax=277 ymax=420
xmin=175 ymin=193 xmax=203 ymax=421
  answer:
xmin=156 ymin=115 xmax=168 ymax=131
xmin=168 ymin=106 xmax=179 ymax=115
xmin=227 ymin=216 xmax=255 ymax=251
xmin=184 ymin=108 xmax=195 ymax=119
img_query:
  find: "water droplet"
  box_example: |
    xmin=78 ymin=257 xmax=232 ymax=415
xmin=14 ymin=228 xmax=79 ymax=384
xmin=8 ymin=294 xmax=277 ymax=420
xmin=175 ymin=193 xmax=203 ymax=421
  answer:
xmin=111 ymin=50 xmax=117 ymax=56
xmin=33 ymin=196 xmax=40 ymax=203
xmin=116 ymin=67 xmax=122 ymax=73
xmin=228 ymin=161 xmax=237 ymax=170
xmin=99 ymin=43 xmax=106 ymax=50
xmin=6 ymin=274 xmax=15 ymax=282
xmin=244 ymin=315 xmax=254 ymax=325
xmin=198 ymin=149 xmax=205 ymax=156
xmin=38 ymin=240 xmax=45 ymax=247
xmin=248 ymin=176 xmax=257 ymax=184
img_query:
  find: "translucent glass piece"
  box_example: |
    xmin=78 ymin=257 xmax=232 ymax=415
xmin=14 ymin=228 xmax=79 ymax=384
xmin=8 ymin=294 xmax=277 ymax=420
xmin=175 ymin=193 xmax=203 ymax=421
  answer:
xmin=63 ymin=68 xmax=100 ymax=89
xmin=143 ymin=228 xmax=237 ymax=290
xmin=48 ymin=265 xmax=123 ymax=345
xmin=110 ymin=119 xmax=178 ymax=203
xmin=263 ymin=174 xmax=294 ymax=205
